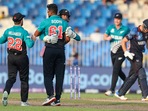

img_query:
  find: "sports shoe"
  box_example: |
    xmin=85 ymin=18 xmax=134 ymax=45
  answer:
xmin=21 ymin=102 xmax=30 ymax=106
xmin=2 ymin=91 xmax=8 ymax=106
xmin=142 ymin=96 xmax=148 ymax=101
xmin=51 ymin=100 xmax=61 ymax=106
xmin=42 ymin=96 xmax=56 ymax=106
xmin=105 ymin=90 xmax=113 ymax=96
xmin=114 ymin=92 xmax=127 ymax=100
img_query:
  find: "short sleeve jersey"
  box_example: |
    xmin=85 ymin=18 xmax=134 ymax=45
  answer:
xmin=105 ymin=24 xmax=130 ymax=53
xmin=37 ymin=15 xmax=68 ymax=48
xmin=0 ymin=26 xmax=34 ymax=54
xmin=126 ymin=27 xmax=148 ymax=53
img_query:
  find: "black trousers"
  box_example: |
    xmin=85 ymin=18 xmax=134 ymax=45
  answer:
xmin=43 ymin=47 xmax=65 ymax=100
xmin=119 ymin=54 xmax=148 ymax=98
xmin=4 ymin=54 xmax=29 ymax=102
xmin=110 ymin=51 xmax=126 ymax=92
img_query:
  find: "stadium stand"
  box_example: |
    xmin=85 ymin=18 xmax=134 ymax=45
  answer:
xmin=0 ymin=0 xmax=148 ymax=67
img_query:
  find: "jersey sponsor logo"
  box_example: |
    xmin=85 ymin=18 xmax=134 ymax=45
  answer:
xmin=111 ymin=29 xmax=115 ymax=33
xmin=138 ymin=41 xmax=145 ymax=45
xmin=51 ymin=20 xmax=62 ymax=24
xmin=110 ymin=35 xmax=123 ymax=40
xmin=8 ymin=31 xmax=21 ymax=36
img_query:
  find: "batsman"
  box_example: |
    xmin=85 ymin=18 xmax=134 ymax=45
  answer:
xmin=115 ymin=19 xmax=148 ymax=101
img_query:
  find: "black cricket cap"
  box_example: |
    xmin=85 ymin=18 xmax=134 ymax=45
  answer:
xmin=114 ymin=13 xmax=122 ymax=19
xmin=12 ymin=12 xmax=25 ymax=22
xmin=143 ymin=19 xmax=148 ymax=29
xmin=47 ymin=3 xmax=58 ymax=13
xmin=59 ymin=9 xmax=70 ymax=17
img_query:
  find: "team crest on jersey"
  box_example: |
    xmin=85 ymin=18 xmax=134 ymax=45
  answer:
xmin=111 ymin=29 xmax=115 ymax=33
xmin=120 ymin=30 xmax=124 ymax=34
xmin=118 ymin=57 xmax=122 ymax=60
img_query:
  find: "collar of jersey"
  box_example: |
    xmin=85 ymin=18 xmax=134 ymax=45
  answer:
xmin=50 ymin=15 xmax=60 ymax=18
xmin=113 ymin=24 xmax=123 ymax=30
xmin=13 ymin=25 xmax=22 ymax=28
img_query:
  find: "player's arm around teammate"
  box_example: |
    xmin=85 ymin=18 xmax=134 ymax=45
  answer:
xmin=38 ymin=9 xmax=81 ymax=43
xmin=58 ymin=9 xmax=81 ymax=42
xmin=32 ymin=3 xmax=71 ymax=106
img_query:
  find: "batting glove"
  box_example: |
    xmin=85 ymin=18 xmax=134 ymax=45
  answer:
xmin=66 ymin=27 xmax=76 ymax=39
xmin=124 ymin=51 xmax=135 ymax=60
xmin=43 ymin=34 xmax=58 ymax=44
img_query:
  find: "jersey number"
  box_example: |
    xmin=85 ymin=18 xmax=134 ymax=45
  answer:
xmin=49 ymin=26 xmax=63 ymax=39
xmin=8 ymin=37 xmax=22 ymax=51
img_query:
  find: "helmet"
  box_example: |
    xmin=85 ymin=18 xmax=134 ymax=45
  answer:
xmin=59 ymin=9 xmax=70 ymax=18
xmin=143 ymin=19 xmax=148 ymax=30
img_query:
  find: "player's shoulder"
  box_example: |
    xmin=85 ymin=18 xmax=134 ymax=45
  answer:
xmin=18 ymin=26 xmax=29 ymax=34
xmin=121 ymin=26 xmax=130 ymax=33
xmin=5 ymin=26 xmax=16 ymax=33
xmin=57 ymin=16 xmax=67 ymax=23
xmin=131 ymin=27 xmax=137 ymax=32
xmin=108 ymin=24 xmax=114 ymax=28
xmin=41 ymin=18 xmax=49 ymax=24
xmin=122 ymin=25 xmax=130 ymax=30
xmin=106 ymin=24 xmax=114 ymax=31
xmin=7 ymin=26 xmax=15 ymax=30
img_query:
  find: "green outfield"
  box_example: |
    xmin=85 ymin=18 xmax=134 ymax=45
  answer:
xmin=0 ymin=93 xmax=148 ymax=111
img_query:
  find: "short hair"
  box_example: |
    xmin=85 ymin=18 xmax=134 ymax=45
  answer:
xmin=47 ymin=3 xmax=58 ymax=14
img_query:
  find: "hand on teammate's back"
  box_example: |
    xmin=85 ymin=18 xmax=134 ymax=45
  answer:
xmin=43 ymin=34 xmax=58 ymax=44
xmin=66 ymin=27 xmax=76 ymax=39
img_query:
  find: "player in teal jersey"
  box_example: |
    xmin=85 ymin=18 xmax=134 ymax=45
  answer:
xmin=0 ymin=12 xmax=34 ymax=106
xmin=104 ymin=13 xmax=130 ymax=96
xmin=38 ymin=8 xmax=81 ymax=106
xmin=32 ymin=4 xmax=70 ymax=106
xmin=39 ymin=9 xmax=81 ymax=42
xmin=39 ymin=8 xmax=81 ymax=57
xmin=58 ymin=9 xmax=81 ymax=41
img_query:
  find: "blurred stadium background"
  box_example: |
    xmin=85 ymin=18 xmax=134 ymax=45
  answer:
xmin=0 ymin=0 xmax=148 ymax=93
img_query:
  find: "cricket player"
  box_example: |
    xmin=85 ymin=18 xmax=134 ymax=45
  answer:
xmin=104 ymin=13 xmax=130 ymax=96
xmin=32 ymin=3 xmax=71 ymax=106
xmin=39 ymin=9 xmax=81 ymax=42
xmin=1 ymin=12 xmax=34 ymax=106
xmin=58 ymin=9 xmax=81 ymax=41
xmin=115 ymin=19 xmax=148 ymax=101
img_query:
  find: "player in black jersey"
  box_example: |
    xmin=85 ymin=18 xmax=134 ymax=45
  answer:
xmin=115 ymin=19 xmax=148 ymax=101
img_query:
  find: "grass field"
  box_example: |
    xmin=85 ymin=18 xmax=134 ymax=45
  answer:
xmin=0 ymin=92 xmax=148 ymax=111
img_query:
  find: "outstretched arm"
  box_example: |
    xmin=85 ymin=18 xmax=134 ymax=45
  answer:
xmin=0 ymin=31 xmax=7 ymax=44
